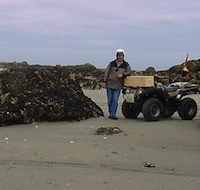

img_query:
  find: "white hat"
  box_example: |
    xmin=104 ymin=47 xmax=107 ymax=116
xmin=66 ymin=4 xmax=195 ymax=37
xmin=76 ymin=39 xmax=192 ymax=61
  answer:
xmin=116 ymin=49 xmax=125 ymax=56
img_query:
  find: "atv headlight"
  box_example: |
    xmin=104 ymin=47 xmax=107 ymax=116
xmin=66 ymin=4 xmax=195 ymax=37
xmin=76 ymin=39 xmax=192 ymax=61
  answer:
xmin=126 ymin=88 xmax=131 ymax=94
xmin=138 ymin=89 xmax=143 ymax=94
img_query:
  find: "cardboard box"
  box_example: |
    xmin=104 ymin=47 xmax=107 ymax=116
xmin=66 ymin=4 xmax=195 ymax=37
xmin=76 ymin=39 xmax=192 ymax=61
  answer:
xmin=124 ymin=76 xmax=154 ymax=87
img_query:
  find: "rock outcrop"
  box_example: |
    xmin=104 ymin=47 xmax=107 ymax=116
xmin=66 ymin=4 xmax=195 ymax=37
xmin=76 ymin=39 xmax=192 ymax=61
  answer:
xmin=0 ymin=65 xmax=103 ymax=126
xmin=130 ymin=59 xmax=200 ymax=86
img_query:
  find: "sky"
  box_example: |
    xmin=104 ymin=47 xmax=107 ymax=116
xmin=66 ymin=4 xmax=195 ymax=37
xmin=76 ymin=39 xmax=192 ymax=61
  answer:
xmin=0 ymin=0 xmax=200 ymax=70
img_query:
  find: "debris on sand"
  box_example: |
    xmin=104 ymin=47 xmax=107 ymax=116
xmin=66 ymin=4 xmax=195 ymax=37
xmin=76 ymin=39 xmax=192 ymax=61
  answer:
xmin=144 ymin=161 xmax=156 ymax=168
xmin=96 ymin=127 xmax=122 ymax=135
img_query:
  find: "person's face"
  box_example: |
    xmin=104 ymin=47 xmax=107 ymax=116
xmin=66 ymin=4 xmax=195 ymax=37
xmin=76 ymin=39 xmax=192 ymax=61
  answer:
xmin=116 ymin=53 xmax=124 ymax=62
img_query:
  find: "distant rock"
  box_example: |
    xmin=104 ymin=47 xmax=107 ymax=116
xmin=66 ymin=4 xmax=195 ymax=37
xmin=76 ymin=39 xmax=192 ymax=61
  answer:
xmin=0 ymin=59 xmax=199 ymax=89
xmin=167 ymin=59 xmax=200 ymax=84
xmin=0 ymin=61 xmax=28 ymax=69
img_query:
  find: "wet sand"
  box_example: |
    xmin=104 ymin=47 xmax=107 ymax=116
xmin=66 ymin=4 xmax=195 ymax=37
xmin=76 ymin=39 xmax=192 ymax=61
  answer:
xmin=0 ymin=89 xmax=200 ymax=190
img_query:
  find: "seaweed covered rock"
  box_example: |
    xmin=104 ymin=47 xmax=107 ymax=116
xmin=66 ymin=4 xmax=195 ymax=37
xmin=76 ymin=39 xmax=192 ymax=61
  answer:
xmin=0 ymin=66 xmax=104 ymax=126
xmin=1 ymin=58 xmax=199 ymax=90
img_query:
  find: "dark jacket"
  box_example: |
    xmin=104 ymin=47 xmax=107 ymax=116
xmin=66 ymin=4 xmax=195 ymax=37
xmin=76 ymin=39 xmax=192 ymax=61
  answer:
xmin=104 ymin=60 xmax=132 ymax=89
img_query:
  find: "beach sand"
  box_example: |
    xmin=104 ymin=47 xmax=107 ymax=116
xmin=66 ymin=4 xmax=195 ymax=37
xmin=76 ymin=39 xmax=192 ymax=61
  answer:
xmin=0 ymin=89 xmax=200 ymax=190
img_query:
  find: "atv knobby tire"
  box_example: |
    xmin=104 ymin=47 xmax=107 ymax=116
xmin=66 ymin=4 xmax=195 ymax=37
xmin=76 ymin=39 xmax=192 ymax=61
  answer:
xmin=122 ymin=101 xmax=140 ymax=118
xmin=142 ymin=98 xmax=163 ymax=121
xmin=178 ymin=98 xmax=197 ymax=120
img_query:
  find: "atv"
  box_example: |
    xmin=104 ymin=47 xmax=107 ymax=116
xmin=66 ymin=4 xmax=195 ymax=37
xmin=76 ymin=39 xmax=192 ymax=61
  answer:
xmin=122 ymin=76 xmax=199 ymax=121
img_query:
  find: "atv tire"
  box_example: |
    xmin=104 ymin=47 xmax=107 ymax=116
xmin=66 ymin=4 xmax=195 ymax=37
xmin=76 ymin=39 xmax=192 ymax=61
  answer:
xmin=178 ymin=98 xmax=197 ymax=120
xmin=142 ymin=98 xmax=163 ymax=121
xmin=122 ymin=101 xmax=140 ymax=118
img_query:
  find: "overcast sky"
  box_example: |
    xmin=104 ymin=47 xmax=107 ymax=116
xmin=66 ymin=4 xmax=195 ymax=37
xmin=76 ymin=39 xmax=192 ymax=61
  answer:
xmin=0 ymin=0 xmax=199 ymax=70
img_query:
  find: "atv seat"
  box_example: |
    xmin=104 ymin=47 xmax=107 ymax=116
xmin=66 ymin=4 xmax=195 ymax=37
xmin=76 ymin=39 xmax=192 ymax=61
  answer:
xmin=165 ymin=86 xmax=180 ymax=97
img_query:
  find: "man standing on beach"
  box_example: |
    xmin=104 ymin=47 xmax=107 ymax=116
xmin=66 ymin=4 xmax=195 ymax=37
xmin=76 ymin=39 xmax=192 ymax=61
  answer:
xmin=101 ymin=49 xmax=132 ymax=120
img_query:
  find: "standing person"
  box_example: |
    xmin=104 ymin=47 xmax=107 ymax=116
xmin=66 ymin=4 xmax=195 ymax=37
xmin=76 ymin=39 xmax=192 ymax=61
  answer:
xmin=101 ymin=49 xmax=132 ymax=120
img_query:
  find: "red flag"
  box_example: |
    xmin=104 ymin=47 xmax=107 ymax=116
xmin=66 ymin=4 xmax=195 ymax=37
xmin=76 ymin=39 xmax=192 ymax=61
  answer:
xmin=183 ymin=52 xmax=189 ymax=73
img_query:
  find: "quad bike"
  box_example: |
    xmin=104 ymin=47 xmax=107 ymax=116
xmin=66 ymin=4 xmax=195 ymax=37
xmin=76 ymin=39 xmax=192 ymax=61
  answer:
xmin=122 ymin=76 xmax=199 ymax=121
